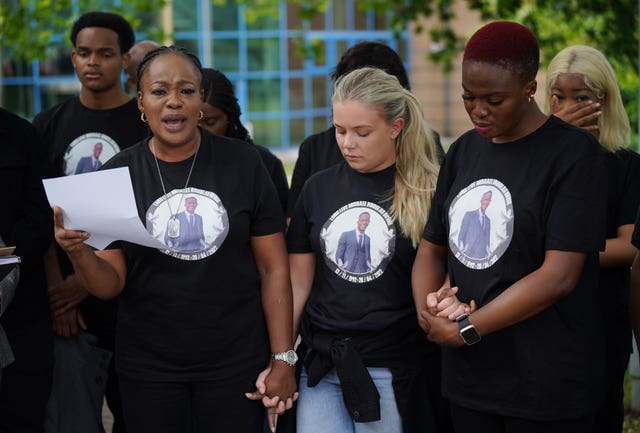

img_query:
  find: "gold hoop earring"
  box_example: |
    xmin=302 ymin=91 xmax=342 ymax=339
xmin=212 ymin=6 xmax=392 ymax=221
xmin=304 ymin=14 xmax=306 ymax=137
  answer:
xmin=140 ymin=112 xmax=147 ymax=123
xmin=198 ymin=110 xmax=204 ymax=120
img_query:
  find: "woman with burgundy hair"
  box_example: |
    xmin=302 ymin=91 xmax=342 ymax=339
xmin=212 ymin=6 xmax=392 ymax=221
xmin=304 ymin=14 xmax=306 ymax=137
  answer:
xmin=412 ymin=21 xmax=606 ymax=433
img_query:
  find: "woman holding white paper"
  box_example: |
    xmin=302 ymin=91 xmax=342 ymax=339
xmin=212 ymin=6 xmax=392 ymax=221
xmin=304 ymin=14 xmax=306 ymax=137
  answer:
xmin=53 ymin=45 xmax=296 ymax=433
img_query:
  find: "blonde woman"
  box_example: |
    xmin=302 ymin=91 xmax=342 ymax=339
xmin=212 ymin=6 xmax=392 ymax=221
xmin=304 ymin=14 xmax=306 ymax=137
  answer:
xmin=287 ymin=67 xmax=447 ymax=432
xmin=546 ymin=44 xmax=640 ymax=433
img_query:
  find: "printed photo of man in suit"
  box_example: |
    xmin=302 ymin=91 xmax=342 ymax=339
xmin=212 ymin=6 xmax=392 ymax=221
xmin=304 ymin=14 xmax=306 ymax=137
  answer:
xmin=458 ymin=190 xmax=492 ymax=259
xmin=74 ymin=142 xmax=103 ymax=174
xmin=336 ymin=211 xmax=372 ymax=274
xmin=165 ymin=196 xmax=206 ymax=252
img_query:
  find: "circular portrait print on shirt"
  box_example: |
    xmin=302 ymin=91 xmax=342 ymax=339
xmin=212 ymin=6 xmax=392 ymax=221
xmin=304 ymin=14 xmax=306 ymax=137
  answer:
xmin=145 ymin=187 xmax=229 ymax=261
xmin=63 ymin=132 xmax=121 ymax=176
xmin=319 ymin=201 xmax=395 ymax=283
xmin=448 ymin=179 xmax=513 ymax=270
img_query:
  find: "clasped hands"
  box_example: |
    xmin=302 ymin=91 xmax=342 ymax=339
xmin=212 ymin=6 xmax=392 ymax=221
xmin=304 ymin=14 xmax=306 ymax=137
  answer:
xmin=419 ymin=286 xmax=477 ymax=347
xmin=245 ymin=362 xmax=298 ymax=432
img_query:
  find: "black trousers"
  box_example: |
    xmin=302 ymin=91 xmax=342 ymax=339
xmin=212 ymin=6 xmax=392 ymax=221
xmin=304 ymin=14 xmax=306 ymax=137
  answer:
xmin=81 ymin=297 xmax=125 ymax=433
xmin=0 ymin=323 xmax=53 ymax=433
xmin=119 ymin=375 xmax=265 ymax=433
xmin=450 ymin=402 xmax=593 ymax=433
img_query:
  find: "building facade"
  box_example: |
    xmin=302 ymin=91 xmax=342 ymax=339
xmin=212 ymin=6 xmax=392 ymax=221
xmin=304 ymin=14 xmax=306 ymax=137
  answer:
xmin=1 ymin=0 xmax=423 ymax=148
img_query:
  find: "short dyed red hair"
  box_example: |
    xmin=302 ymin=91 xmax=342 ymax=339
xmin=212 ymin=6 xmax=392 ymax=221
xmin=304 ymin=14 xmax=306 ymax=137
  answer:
xmin=463 ymin=21 xmax=539 ymax=82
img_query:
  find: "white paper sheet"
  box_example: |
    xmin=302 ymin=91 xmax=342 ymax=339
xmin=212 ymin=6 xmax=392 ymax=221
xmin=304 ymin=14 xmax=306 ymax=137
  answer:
xmin=43 ymin=167 xmax=166 ymax=250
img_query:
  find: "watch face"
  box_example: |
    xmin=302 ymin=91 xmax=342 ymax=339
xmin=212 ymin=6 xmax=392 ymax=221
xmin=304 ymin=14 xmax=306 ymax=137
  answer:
xmin=285 ymin=350 xmax=298 ymax=364
xmin=460 ymin=326 xmax=481 ymax=345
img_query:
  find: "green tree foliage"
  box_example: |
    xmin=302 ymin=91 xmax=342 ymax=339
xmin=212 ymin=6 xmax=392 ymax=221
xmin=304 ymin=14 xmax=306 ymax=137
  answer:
xmin=1 ymin=0 xmax=165 ymax=61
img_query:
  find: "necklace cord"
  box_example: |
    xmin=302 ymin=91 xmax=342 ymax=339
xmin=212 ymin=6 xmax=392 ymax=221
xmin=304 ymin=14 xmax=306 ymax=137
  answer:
xmin=150 ymin=135 xmax=201 ymax=217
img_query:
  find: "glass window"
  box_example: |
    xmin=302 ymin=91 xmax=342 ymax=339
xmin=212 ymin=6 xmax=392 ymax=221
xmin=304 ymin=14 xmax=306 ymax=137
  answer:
xmin=312 ymin=40 xmax=327 ymax=67
xmin=247 ymin=38 xmax=280 ymax=72
xmin=288 ymin=78 xmax=304 ymax=111
xmin=1 ymin=85 xmax=35 ymax=119
xmin=314 ymin=116 xmax=331 ymax=133
xmin=285 ymin=3 xmax=301 ymax=28
xmin=289 ymin=118 xmax=306 ymax=146
xmin=251 ymin=119 xmax=282 ymax=148
xmin=287 ymin=38 xmax=304 ymax=70
xmin=354 ymin=8 xmax=368 ymax=30
xmin=308 ymin=7 xmax=325 ymax=31
xmin=211 ymin=39 xmax=239 ymax=71
xmin=174 ymin=39 xmax=199 ymax=57
xmin=244 ymin=5 xmax=279 ymax=31
xmin=211 ymin=2 xmax=238 ymax=31
xmin=312 ymin=76 xmax=328 ymax=109
xmin=332 ymin=3 xmax=347 ymax=30
xmin=374 ymin=12 xmax=388 ymax=30
xmin=248 ymin=78 xmax=281 ymax=112
xmin=2 ymin=56 xmax=33 ymax=78
xmin=173 ymin=0 xmax=198 ymax=32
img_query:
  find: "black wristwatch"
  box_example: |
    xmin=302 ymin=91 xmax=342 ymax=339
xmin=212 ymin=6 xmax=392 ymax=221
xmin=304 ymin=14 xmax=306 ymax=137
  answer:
xmin=456 ymin=313 xmax=481 ymax=346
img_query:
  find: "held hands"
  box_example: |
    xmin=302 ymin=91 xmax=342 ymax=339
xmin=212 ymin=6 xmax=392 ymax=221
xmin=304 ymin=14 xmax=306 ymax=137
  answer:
xmin=420 ymin=285 xmax=477 ymax=347
xmin=426 ymin=286 xmax=474 ymax=320
xmin=245 ymin=362 xmax=298 ymax=432
xmin=549 ymin=96 xmax=601 ymax=136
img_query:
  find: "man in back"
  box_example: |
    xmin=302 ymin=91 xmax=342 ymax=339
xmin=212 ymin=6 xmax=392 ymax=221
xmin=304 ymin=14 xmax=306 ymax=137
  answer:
xmin=124 ymin=39 xmax=160 ymax=93
xmin=33 ymin=11 xmax=148 ymax=433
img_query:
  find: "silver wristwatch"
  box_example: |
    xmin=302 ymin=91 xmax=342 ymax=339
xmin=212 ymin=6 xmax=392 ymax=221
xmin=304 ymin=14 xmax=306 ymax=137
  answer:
xmin=272 ymin=349 xmax=298 ymax=366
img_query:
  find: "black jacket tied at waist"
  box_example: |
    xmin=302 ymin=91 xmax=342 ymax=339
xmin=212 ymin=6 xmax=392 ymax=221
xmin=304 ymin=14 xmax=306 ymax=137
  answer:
xmin=295 ymin=315 xmax=453 ymax=433
xmin=304 ymin=333 xmax=380 ymax=422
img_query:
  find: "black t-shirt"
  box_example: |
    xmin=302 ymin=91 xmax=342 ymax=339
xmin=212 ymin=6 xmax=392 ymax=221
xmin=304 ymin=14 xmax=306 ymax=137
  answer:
xmin=423 ymin=116 xmax=606 ymax=420
xmin=287 ymin=127 xmax=344 ymax=217
xmin=255 ymin=144 xmax=288 ymax=215
xmin=102 ymin=130 xmax=285 ymax=382
xmin=0 ymin=108 xmax=53 ymax=331
xmin=600 ymin=148 xmax=640 ymax=353
xmin=287 ymin=161 xmax=426 ymax=347
xmin=33 ymin=96 xmax=149 ymax=341
xmin=33 ymin=96 xmax=148 ymax=177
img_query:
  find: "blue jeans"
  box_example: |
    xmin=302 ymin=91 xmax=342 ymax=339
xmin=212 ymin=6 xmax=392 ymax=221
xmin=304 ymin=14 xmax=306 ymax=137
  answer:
xmin=296 ymin=367 xmax=402 ymax=433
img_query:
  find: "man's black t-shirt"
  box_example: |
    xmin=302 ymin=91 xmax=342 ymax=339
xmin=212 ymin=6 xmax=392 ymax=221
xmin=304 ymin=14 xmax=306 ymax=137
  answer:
xmin=102 ymin=130 xmax=285 ymax=382
xmin=33 ymin=96 xmax=148 ymax=341
xmin=33 ymin=96 xmax=148 ymax=177
xmin=423 ymin=116 xmax=606 ymax=420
